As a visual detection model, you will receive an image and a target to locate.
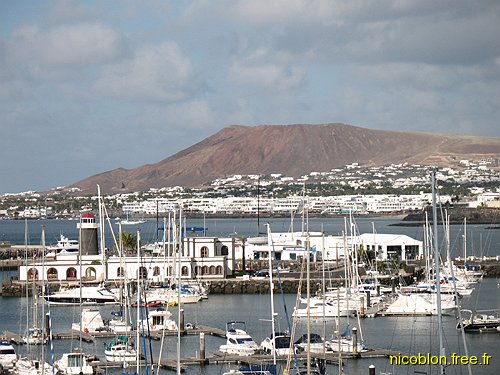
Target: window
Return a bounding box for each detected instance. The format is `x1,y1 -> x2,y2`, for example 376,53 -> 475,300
216,265 -> 223,275
181,266 -> 189,276
138,267 -> 148,279
209,265 -> 215,275
153,266 -> 160,276
47,268 -> 58,280
201,246 -> 209,258
202,266 -> 208,275
85,267 -> 96,280
117,267 -> 125,277
28,268 -> 38,280
66,267 -> 77,279
221,245 -> 228,256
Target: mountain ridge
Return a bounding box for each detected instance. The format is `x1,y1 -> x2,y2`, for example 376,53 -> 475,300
69,123 -> 500,194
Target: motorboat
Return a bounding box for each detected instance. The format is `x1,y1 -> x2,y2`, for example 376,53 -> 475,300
14,358 -> 52,375
54,351 -> 93,375
0,342 -> 17,371
293,333 -> 325,354
104,336 -> 137,362
138,307 -> 178,333
384,293 -> 457,316
259,332 -> 291,356
223,364 -> 276,375
43,284 -> 119,305
457,309 -> 500,333
325,326 -> 366,353
145,285 -> 202,305
219,321 -> 259,356
46,234 -> 79,256
293,299 -> 356,318
71,309 -> 109,333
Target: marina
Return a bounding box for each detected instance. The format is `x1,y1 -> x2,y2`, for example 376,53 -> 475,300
1,214 -> 500,375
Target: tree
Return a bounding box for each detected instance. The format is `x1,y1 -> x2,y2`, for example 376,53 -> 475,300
121,232 -> 137,252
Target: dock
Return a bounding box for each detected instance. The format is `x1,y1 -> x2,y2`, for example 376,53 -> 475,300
1,327 -> 405,373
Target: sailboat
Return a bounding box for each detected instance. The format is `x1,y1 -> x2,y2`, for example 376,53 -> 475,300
103,215 -> 137,363
22,223 -> 47,345
118,212 -> 146,226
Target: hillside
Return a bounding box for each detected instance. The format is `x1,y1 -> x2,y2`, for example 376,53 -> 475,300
69,123 -> 500,194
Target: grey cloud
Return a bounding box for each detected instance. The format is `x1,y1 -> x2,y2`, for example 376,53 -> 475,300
94,42 -> 194,102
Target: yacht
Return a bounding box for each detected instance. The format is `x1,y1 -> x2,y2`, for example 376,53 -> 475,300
13,358 -> 52,375
260,332 -> 291,357
293,333 -> 325,354
22,327 -> 47,345
384,293 -> 457,316
458,309 -> 500,333
104,336 -> 137,362
0,342 -> 17,371
71,309 -> 108,333
43,284 -> 119,305
54,352 -> 93,375
219,321 -> 259,356
138,307 -> 178,333
46,235 -> 79,255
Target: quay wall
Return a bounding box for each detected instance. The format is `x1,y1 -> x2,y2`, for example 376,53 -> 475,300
2,261 -> 500,297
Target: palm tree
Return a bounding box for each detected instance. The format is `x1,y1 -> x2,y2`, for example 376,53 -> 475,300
121,232 -> 137,253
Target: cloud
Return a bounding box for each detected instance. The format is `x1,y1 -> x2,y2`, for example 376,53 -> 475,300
7,22 -> 124,68
94,42 -> 194,102
229,62 -> 305,90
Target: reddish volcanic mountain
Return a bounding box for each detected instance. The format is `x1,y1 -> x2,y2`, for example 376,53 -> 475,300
70,123 -> 500,194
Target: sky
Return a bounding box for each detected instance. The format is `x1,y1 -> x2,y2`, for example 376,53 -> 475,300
1,0 -> 500,194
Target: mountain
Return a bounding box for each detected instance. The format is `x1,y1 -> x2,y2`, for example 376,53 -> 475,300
69,123 -> 500,194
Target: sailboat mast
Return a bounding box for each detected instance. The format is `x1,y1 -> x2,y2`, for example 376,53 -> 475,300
176,208 -> 182,375
306,234 -> 311,375
266,223 -> 277,365
431,171 -> 445,375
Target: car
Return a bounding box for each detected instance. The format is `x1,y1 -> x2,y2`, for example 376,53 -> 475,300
253,269 -> 269,277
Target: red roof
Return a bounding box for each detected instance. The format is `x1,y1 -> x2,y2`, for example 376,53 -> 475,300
81,213 -> 95,219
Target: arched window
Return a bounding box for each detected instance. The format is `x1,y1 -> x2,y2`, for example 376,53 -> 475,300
47,267 -> 58,280
168,266 -> 173,276
200,246 -> 209,257
153,266 -> 160,276
195,266 -> 202,276
209,265 -> 216,275
139,267 -> 148,279
85,267 -> 96,280
181,266 -> 189,276
202,266 -> 208,275
221,245 -> 229,256
117,267 -> 125,277
216,265 -> 223,275
66,267 -> 77,280
28,268 -> 38,280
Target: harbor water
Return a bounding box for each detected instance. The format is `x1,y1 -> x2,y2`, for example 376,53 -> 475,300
1,217 -> 500,375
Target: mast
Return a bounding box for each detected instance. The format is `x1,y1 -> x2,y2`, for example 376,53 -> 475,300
257,176 -> 260,235
266,223 -> 277,366
176,208 -> 182,375
306,233 -> 311,375
97,185 -> 107,281
136,229 -> 141,375
431,170 -> 445,375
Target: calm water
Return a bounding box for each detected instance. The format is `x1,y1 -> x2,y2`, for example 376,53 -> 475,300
1,217 -> 500,375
